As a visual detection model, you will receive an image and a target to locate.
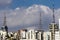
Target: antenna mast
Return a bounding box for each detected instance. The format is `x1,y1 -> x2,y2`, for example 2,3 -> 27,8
39,11 -> 42,30
49,0 -> 55,23
3,12 -> 7,26
52,0 -> 55,23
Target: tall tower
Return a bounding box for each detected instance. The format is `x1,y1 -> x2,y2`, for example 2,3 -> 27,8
40,11 -> 42,30
2,13 -> 8,32
1,12 -> 9,38
49,0 -> 59,40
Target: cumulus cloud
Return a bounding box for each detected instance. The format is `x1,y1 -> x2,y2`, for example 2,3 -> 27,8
0,4 -> 60,31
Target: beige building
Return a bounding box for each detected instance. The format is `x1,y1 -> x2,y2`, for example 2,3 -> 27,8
17,29 -> 27,40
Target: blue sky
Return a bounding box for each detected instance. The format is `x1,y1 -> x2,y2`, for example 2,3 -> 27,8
9,0 -> 60,9
0,0 -> 60,9
0,0 -> 60,32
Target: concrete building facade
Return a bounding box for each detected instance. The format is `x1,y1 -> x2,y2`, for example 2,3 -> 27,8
43,32 -> 51,40
49,23 -> 59,40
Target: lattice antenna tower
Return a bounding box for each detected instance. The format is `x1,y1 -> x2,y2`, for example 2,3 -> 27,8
49,0 -> 55,23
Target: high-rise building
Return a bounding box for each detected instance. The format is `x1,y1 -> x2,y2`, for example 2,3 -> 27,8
49,23 -> 59,40
49,0 -> 59,40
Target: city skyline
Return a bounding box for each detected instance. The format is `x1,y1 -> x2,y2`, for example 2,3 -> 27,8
0,0 -> 60,32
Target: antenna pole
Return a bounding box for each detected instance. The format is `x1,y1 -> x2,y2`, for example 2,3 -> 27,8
40,11 -> 42,30
49,0 -> 55,23
52,0 -> 55,23
3,12 -> 7,26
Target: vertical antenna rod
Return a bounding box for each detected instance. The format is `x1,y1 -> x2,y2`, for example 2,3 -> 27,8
40,11 -> 42,30
52,0 -> 55,23
3,12 -> 7,26
49,0 -> 55,23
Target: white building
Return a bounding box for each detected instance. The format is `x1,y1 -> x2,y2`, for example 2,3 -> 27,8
20,29 -> 27,39
35,30 -> 43,40
27,29 -> 36,40
17,29 -> 53,40
59,19 -> 60,29
55,31 -> 60,40
43,31 -> 51,40
0,30 -> 7,40
20,29 -> 37,40
55,19 -> 60,40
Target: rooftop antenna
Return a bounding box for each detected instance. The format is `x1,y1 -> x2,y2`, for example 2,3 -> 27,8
3,12 -> 9,38
1,12 -> 7,30
3,12 -> 7,26
52,0 -> 55,23
2,11 -> 8,32
39,11 -> 42,30
49,0 -> 55,23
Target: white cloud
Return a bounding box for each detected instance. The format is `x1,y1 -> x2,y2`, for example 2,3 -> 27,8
0,0 -> 12,5
55,9 -> 60,23
0,4 -> 60,31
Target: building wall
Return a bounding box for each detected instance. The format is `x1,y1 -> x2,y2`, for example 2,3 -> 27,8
59,19 -> 60,29
0,30 -> 7,40
43,32 -> 51,40
27,29 -> 36,39
55,31 -> 60,40
49,23 -> 59,40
